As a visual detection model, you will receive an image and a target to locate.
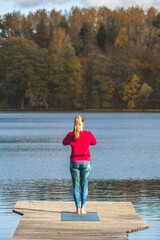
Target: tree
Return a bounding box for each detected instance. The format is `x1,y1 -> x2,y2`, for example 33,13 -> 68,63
138,83 -> 153,108
59,16 -> 69,33
49,9 -> 62,32
96,23 -> 106,50
146,7 -> 157,26
25,47 -> 54,110
97,6 -> 112,28
68,7 -> 83,54
54,43 -> 82,109
104,56 -> 138,108
49,27 -> 70,54
0,37 -> 33,109
37,18 -> 47,36
152,14 -> 160,29
122,74 -> 140,109
0,15 -> 5,37
115,27 -> 127,48
2,12 -> 26,38
32,18 -> 49,48
0,37 -> 54,109
126,7 -> 146,31
28,9 -> 48,32
24,21 -> 34,38
32,35 -> 49,49
0,6 -> 160,110
91,54 -> 114,108
106,18 -> 117,44
79,21 -> 92,45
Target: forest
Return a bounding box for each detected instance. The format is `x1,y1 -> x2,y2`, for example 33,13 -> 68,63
0,6 -> 160,110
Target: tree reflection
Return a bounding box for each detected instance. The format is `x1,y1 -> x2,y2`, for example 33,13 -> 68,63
1,179 -> 160,206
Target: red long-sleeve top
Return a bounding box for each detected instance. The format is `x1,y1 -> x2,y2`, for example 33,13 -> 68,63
62,130 -> 97,162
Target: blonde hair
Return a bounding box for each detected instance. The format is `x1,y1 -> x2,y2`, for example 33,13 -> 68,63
73,115 -> 84,139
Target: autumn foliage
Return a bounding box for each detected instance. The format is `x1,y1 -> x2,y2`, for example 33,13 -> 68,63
122,74 -> 140,109
0,6 -> 160,110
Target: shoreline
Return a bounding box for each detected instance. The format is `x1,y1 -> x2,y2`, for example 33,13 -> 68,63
0,108 -> 160,113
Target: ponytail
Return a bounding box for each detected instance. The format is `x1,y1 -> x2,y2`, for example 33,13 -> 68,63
73,115 -> 84,139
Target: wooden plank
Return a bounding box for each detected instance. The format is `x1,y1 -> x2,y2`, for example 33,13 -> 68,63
12,201 -> 149,240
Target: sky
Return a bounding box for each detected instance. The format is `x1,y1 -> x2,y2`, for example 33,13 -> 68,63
0,0 -> 160,16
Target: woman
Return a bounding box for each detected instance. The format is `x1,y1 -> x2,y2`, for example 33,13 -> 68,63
62,115 -> 97,214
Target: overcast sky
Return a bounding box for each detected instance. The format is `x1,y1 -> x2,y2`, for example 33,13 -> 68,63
0,0 -> 160,16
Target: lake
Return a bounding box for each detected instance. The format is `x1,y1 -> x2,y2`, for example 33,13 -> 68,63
0,112 -> 160,239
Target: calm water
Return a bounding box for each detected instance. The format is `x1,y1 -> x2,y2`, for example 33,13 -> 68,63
0,112 -> 160,240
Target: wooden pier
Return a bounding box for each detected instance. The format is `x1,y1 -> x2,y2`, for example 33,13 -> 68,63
12,201 -> 149,240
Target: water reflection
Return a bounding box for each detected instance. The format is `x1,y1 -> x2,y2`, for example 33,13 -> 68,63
2,179 -> 160,202
0,179 -> 160,240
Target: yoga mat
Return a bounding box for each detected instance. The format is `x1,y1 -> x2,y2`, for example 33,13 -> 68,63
61,211 -> 100,221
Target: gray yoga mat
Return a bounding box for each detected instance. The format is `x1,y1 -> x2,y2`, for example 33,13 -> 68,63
61,211 -> 100,221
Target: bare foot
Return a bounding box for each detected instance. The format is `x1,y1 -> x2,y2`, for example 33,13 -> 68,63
80,208 -> 86,214
75,208 -> 80,214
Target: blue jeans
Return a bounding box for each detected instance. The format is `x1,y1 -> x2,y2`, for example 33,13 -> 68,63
70,161 -> 91,209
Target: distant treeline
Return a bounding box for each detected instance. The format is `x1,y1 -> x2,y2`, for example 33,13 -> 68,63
0,6 -> 160,110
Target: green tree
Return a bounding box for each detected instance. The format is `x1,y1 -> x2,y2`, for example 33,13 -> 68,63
96,23 -> 106,50
26,48 -> 54,109
152,14 -> 160,29
138,83 -> 153,108
79,21 -> 92,45
105,57 -> 137,108
0,37 -> 32,109
54,43 -> 82,109
24,22 -> 34,38
32,18 -> 49,48
59,16 -> 69,33
91,54 -> 114,108
0,37 -> 54,109
37,19 -> 47,36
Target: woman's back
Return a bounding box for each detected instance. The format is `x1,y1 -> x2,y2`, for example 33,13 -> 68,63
63,130 -> 97,162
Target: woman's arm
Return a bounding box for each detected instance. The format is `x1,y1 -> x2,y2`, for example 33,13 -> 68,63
62,133 -> 71,145
90,132 -> 97,145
